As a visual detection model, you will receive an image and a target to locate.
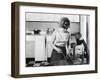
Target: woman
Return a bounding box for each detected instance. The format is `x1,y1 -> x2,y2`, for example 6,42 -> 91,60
50,17 -> 71,65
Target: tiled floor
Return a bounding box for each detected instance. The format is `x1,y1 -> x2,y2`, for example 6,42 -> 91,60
26,58 -> 88,67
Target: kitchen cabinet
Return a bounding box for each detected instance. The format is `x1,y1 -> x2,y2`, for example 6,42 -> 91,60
26,35 -> 35,58
26,34 -> 47,61
34,35 -> 47,61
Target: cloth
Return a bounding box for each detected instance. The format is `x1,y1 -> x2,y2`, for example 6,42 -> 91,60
51,29 -> 70,47
50,46 -> 66,62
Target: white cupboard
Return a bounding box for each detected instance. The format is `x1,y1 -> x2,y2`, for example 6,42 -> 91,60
26,35 -> 47,61
34,35 -> 47,61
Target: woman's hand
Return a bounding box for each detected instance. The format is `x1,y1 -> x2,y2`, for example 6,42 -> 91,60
54,47 -> 62,53
51,43 -> 62,53
55,42 -> 65,46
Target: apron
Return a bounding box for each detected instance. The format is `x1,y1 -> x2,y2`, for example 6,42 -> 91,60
50,46 -> 66,62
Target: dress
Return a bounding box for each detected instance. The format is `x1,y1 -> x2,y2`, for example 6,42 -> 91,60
50,28 -> 70,64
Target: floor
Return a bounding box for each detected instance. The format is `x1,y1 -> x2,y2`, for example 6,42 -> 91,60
26,57 -> 88,67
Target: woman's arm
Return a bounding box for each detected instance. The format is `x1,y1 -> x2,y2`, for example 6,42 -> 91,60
66,33 -> 72,54
51,30 -> 62,53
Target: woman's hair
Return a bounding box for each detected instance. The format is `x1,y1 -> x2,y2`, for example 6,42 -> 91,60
60,17 -> 70,28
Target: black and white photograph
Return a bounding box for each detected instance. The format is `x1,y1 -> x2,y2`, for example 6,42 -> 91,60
11,2 -> 97,77
25,13 -> 90,67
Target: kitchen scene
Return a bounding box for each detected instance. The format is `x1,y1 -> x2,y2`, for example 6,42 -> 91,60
25,13 -> 90,67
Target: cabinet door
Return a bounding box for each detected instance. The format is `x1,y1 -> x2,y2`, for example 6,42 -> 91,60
34,35 -> 47,61
26,35 -> 35,58
46,35 -> 53,58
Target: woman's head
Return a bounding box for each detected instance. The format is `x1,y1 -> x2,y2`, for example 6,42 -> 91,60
60,17 -> 70,30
